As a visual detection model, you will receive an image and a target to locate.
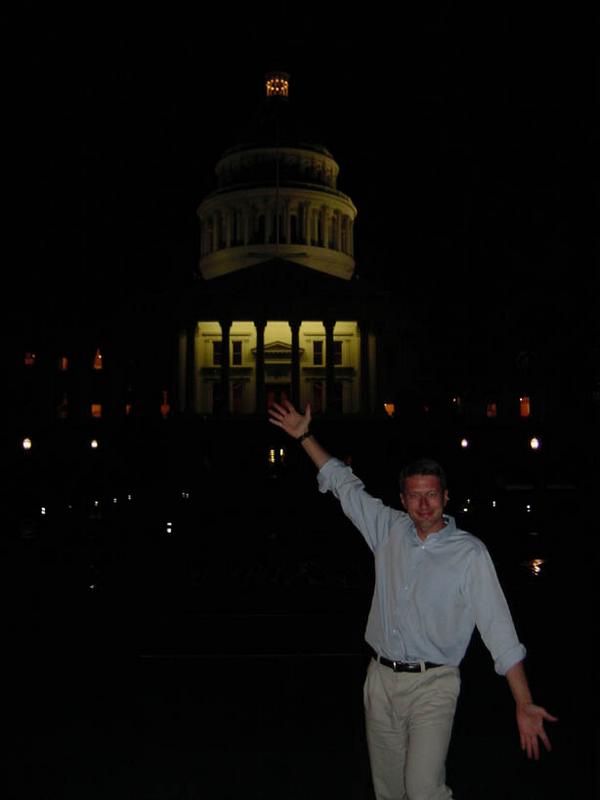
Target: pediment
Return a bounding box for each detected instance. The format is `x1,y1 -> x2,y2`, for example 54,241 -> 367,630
252,340 -> 305,360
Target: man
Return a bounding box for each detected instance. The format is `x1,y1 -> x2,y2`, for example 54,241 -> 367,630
268,399 -> 557,800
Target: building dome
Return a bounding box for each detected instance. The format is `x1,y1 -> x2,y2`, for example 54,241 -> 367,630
197,72 -> 357,281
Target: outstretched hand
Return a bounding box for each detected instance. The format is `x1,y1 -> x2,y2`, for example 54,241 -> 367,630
516,702 -> 558,760
268,399 -> 311,440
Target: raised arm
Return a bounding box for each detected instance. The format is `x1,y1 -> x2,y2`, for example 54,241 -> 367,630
268,399 -> 331,470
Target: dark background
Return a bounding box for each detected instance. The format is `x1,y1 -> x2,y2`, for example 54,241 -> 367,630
1,9 -> 597,797
4,6 -> 594,370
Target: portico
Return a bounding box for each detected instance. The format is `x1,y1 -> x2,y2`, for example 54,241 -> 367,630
178,318 -> 378,415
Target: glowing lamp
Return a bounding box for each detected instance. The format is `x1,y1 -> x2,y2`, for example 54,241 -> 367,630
460,438 -> 469,449
530,558 -> 544,577
22,438 -> 33,451
90,439 -> 99,449
529,437 -> 541,450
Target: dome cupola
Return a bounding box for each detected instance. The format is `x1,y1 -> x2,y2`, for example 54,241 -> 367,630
197,72 -> 357,281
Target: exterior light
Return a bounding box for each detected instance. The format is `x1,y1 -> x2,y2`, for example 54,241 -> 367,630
268,448 -> 276,464
41,507 -> 46,516
529,437 -> 541,450
166,521 -> 174,534
383,403 -> 395,418
22,438 -> 33,451
460,438 -> 469,449
529,558 -> 544,577
90,439 -> 99,449
265,71 -> 290,98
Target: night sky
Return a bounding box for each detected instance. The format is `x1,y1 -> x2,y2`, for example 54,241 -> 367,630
4,7 -> 594,384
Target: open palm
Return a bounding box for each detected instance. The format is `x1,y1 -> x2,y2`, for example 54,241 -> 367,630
268,399 -> 311,439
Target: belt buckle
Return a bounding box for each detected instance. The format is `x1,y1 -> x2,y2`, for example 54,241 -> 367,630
400,661 -> 420,672
392,660 -> 415,672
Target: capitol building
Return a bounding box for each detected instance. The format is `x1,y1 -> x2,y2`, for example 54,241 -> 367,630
177,71 -> 390,418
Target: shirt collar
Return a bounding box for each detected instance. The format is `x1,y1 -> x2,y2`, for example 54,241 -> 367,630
410,514 -> 456,545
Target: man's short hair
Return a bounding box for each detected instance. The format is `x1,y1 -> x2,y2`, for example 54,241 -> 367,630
399,458 -> 448,494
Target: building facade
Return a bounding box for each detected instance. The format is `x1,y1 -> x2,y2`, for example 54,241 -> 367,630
176,71 -> 389,417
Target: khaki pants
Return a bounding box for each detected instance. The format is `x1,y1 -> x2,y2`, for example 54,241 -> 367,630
364,658 -> 460,800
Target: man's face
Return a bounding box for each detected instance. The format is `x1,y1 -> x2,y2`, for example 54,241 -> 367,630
400,474 -> 448,539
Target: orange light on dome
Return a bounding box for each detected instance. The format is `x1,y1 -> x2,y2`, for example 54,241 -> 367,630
265,71 -> 290,97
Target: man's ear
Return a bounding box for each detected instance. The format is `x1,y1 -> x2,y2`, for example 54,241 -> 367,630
399,493 -> 407,510
443,490 -> 449,507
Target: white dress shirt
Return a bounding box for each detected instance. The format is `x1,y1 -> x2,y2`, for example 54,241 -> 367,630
318,458 -> 526,675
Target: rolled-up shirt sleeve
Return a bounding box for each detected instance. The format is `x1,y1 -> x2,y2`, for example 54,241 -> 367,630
317,458 -> 401,551
465,544 -> 527,675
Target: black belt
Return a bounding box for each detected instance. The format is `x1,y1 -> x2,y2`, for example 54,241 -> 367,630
372,654 -> 443,673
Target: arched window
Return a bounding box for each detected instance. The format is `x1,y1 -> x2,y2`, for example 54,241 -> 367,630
290,214 -> 299,244
254,214 -> 266,244
341,217 -> 349,253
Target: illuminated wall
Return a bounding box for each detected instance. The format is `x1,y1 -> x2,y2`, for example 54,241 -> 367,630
180,320 -> 362,415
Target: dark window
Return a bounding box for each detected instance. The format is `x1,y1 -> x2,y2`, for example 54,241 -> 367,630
312,381 -> 324,414
333,341 -> 342,365
232,382 -> 243,414
213,341 -> 222,366
212,381 -> 223,414
290,214 -> 299,244
313,341 -> 323,365
232,341 -> 242,366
